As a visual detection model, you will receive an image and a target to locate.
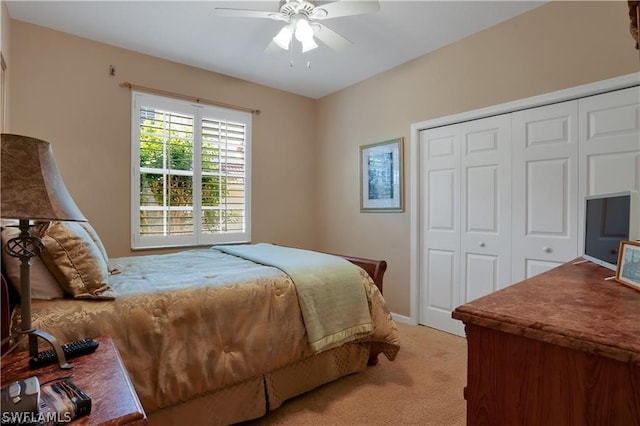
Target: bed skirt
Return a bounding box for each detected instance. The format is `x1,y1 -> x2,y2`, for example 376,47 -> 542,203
148,341 -> 370,425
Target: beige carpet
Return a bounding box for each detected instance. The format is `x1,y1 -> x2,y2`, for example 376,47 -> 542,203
242,322 -> 468,425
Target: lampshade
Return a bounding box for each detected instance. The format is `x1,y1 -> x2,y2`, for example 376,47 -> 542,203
1,134 -> 81,367
273,16 -> 318,53
295,19 -> 318,53
273,24 -> 293,50
1,134 -> 86,222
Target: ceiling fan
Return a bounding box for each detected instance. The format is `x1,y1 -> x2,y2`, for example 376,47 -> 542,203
215,0 -> 380,53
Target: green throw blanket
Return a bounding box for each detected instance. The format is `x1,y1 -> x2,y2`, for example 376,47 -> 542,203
213,243 -> 374,352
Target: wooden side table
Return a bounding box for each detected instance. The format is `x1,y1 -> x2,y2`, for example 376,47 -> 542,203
1,336 -> 147,425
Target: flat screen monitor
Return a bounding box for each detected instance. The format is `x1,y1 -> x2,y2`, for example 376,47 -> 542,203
583,191 -> 638,270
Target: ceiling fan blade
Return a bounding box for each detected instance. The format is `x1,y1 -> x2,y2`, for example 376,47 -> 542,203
313,24 -> 353,52
312,0 -> 380,20
214,7 -> 282,20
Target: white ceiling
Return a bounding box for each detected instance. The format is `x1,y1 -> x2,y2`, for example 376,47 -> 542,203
6,1 -> 546,99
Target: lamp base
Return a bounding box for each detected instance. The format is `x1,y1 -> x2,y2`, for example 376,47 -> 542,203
2,220 -> 72,369
16,329 -> 73,369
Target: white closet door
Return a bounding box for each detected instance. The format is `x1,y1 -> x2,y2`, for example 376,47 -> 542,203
577,86 -> 640,254
418,124 -> 462,335
512,101 -> 579,282
418,115 -> 511,335
459,115 -> 512,301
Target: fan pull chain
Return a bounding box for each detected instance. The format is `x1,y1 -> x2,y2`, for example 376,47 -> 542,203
287,53 -> 312,69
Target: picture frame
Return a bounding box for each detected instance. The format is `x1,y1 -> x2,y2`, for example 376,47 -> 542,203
615,240 -> 640,291
360,138 -> 404,212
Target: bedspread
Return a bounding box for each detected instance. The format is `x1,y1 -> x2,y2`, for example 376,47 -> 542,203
24,249 -> 400,413
213,244 -> 374,352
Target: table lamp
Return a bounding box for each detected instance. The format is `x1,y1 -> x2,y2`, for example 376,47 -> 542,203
1,133 -> 87,369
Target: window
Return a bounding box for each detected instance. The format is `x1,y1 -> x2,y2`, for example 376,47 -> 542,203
131,92 -> 251,249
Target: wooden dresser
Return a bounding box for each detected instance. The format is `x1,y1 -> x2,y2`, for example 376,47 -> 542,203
452,259 -> 640,426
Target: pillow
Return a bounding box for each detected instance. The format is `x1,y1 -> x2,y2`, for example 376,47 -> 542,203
79,222 -> 108,263
1,223 -> 66,300
77,222 -> 119,274
40,221 -> 115,300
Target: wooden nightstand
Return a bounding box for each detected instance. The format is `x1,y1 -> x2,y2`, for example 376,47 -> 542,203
1,337 -> 147,425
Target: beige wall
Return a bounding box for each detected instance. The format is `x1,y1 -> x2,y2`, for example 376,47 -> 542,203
8,20 -> 318,258
6,2 -> 639,318
315,1 -> 640,316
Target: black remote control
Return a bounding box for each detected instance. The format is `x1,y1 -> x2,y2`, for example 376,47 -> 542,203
28,338 -> 99,369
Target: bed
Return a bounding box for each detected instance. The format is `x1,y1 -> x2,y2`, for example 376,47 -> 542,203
0,222 -> 400,425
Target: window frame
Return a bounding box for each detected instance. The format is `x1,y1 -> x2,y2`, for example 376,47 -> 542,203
130,92 -> 251,249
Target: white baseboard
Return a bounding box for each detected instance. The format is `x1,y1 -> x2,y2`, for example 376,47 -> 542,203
390,312 -> 414,325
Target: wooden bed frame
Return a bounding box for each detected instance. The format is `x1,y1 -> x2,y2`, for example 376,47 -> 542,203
335,254 -> 387,295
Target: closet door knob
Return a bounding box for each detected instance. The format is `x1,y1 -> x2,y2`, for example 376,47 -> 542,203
479,242 -> 486,247
543,246 -> 552,253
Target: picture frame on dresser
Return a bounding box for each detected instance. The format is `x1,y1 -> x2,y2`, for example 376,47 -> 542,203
615,240 -> 640,291
360,138 -> 404,212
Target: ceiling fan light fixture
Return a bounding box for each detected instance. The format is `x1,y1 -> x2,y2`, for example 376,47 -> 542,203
294,18 -> 318,52
217,0 -> 377,55
300,37 -> 318,53
273,25 -> 293,50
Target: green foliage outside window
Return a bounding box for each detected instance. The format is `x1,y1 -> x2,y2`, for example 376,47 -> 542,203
139,117 -> 230,234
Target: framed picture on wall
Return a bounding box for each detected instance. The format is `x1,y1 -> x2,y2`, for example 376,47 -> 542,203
615,240 -> 640,291
360,138 -> 404,212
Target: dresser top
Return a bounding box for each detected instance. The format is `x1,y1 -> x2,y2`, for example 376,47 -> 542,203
452,259 -> 640,364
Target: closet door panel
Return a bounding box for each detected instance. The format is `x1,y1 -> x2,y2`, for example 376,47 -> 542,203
428,169 -> 457,233
512,101 -> 579,282
579,86 -> 640,192
578,86 -> 640,254
581,87 -> 639,143
526,159 -> 570,235
466,165 -> 498,232
525,259 -> 562,279
421,128 -> 459,251
460,115 -> 511,300
419,125 -> 462,335
423,249 -> 456,324
586,152 -> 639,194
465,253 -> 498,302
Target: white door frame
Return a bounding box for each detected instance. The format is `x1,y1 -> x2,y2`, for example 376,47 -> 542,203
409,72 -> 640,326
